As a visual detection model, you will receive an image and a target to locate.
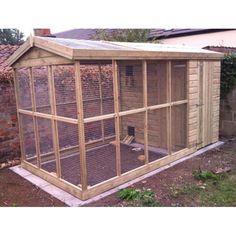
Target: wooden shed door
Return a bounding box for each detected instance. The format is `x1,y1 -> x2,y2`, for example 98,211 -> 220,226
197,61 -> 213,149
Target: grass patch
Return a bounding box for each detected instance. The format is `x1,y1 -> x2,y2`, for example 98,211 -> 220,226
172,169 -> 236,206
118,188 -> 161,207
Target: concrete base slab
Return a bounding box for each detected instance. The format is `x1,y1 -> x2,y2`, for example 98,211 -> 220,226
10,141 -> 224,207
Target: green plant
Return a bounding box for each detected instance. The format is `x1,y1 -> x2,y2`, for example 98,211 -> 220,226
118,188 -> 161,207
192,169 -> 218,181
220,54 -> 236,99
118,188 -> 141,201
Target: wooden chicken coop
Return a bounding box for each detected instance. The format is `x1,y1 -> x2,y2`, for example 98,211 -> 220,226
8,36 -> 223,200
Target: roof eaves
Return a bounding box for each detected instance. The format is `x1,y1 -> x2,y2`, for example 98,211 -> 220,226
34,37 -> 74,60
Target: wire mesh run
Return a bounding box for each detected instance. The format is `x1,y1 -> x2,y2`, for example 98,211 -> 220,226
85,118 -> 116,186
147,108 -> 169,161
33,66 -> 51,114
81,63 -> 114,118
54,65 -> 77,118
147,61 -> 168,106
38,117 -> 57,174
15,59 -> 189,195
118,61 -> 143,111
171,104 -> 187,152
20,113 -> 36,161
16,68 -> 32,110
171,61 -> 187,102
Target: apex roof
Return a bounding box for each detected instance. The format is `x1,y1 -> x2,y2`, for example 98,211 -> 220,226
7,36 -> 223,66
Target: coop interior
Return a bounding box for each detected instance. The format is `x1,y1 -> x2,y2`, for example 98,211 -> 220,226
16,60 -> 187,189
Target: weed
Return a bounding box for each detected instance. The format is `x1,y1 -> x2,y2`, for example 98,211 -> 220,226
118,188 -> 161,207
192,169 -> 218,181
118,188 -> 140,201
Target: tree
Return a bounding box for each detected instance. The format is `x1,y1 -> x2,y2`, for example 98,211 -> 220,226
0,29 -> 24,45
93,29 -> 151,42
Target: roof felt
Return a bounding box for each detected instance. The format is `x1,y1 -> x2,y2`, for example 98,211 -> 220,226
44,37 -> 137,50
38,37 -> 222,54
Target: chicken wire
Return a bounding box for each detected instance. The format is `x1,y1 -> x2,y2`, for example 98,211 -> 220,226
118,61 -> 143,111
20,114 -> 36,161
171,61 -> 187,102
147,60 -> 168,106
147,108 -> 169,160
16,68 -> 32,110
53,65 -> 77,118
85,118 -> 116,186
81,63 -> 114,118
171,104 -> 187,152
33,66 -> 51,114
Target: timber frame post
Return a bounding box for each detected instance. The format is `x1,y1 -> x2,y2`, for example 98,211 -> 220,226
142,60 -> 149,164
167,61 -> 172,155
112,60 -> 121,176
75,61 -> 88,191
48,65 -> 61,178
28,67 -> 41,168
12,69 -> 26,162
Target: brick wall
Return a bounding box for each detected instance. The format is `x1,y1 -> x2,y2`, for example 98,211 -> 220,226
220,87 -> 236,136
0,79 -> 20,162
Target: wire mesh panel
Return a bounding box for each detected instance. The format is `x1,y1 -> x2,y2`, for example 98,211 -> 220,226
84,121 -> 102,143
118,61 -> 143,111
38,117 -> 56,174
81,63 -> 114,118
16,68 -> 32,110
101,64 -> 114,115
53,65 -> 77,118
120,113 -> 146,173
147,108 -> 169,162
20,113 -> 36,162
104,118 -> 116,137
33,66 -> 51,114
171,61 -> 187,102
171,104 -> 187,153
85,118 -> 116,186
57,121 -> 81,186
147,61 -> 168,106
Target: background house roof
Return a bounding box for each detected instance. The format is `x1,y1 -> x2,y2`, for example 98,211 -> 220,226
54,29 -> 119,40
0,45 -> 19,80
54,28 -> 233,41
148,29 -> 232,40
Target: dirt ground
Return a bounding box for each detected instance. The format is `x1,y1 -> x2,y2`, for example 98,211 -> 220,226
0,138 -> 235,207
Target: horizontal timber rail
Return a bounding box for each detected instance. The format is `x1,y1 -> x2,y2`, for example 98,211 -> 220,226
18,99 -> 188,125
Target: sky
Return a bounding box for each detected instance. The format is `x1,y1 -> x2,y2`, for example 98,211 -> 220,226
1,0 -> 235,38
